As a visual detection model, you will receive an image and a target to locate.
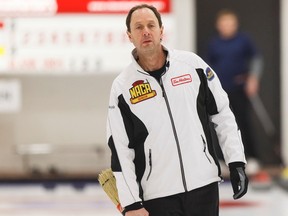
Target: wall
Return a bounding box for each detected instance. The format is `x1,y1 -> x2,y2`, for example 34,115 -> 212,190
172,0 -> 195,51
280,0 -> 288,166
0,74 -> 115,176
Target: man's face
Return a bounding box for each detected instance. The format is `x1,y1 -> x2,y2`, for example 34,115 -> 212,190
216,14 -> 238,39
127,7 -> 163,53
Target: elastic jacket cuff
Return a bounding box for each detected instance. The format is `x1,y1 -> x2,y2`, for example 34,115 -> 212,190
123,201 -> 143,214
228,162 -> 245,170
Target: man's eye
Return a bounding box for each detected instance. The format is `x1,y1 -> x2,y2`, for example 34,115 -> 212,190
148,23 -> 156,28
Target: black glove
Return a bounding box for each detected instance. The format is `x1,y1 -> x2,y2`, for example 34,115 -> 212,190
229,162 -> 249,199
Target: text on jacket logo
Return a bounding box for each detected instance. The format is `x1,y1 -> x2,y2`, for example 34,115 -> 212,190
129,80 -> 157,104
171,74 -> 192,86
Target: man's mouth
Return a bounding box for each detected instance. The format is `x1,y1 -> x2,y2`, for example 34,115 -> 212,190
143,40 -> 152,44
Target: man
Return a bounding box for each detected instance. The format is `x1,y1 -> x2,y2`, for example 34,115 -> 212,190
107,4 -> 248,216
206,9 -> 263,175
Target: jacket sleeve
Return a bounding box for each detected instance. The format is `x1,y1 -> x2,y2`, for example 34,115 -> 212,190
197,56 -> 247,165
106,84 -> 142,208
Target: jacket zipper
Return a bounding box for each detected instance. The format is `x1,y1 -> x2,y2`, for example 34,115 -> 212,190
140,68 -> 187,191
146,149 -> 152,181
201,135 -> 212,163
159,78 -> 188,192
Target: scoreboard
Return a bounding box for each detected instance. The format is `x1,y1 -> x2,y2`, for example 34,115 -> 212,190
0,0 -> 174,74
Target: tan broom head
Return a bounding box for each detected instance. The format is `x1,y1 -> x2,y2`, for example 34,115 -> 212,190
98,168 -> 121,207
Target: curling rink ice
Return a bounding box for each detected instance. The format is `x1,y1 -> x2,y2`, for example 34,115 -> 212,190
0,181 -> 287,216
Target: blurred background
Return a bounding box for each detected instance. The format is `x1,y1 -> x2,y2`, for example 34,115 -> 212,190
0,0 -> 287,215
0,0 -> 180,182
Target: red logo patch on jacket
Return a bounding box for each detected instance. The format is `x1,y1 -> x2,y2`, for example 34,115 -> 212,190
171,74 -> 192,86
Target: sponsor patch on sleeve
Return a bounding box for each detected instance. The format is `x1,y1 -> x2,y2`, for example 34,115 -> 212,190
205,67 -> 215,81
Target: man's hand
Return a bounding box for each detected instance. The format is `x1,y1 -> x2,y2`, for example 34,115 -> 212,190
229,162 -> 249,199
125,208 -> 149,216
245,74 -> 259,98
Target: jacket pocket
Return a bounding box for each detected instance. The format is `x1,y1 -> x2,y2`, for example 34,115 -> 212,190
146,149 -> 152,181
201,135 -> 212,164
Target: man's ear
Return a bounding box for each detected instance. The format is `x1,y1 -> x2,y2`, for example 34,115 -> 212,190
127,30 -> 133,42
160,26 -> 164,41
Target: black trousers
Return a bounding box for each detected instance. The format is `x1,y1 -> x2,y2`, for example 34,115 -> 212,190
228,88 -> 257,158
143,182 -> 219,216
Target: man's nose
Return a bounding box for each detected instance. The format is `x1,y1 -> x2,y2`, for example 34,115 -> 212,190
143,27 -> 150,36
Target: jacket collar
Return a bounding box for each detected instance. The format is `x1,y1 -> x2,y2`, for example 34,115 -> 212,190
131,45 -> 171,74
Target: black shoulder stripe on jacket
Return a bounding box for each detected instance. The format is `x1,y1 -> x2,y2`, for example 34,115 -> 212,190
195,68 -> 218,115
196,68 -> 221,175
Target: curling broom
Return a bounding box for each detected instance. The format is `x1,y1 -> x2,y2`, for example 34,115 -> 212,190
98,168 -> 124,214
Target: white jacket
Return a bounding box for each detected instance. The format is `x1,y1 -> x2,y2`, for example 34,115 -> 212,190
107,46 -> 246,208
